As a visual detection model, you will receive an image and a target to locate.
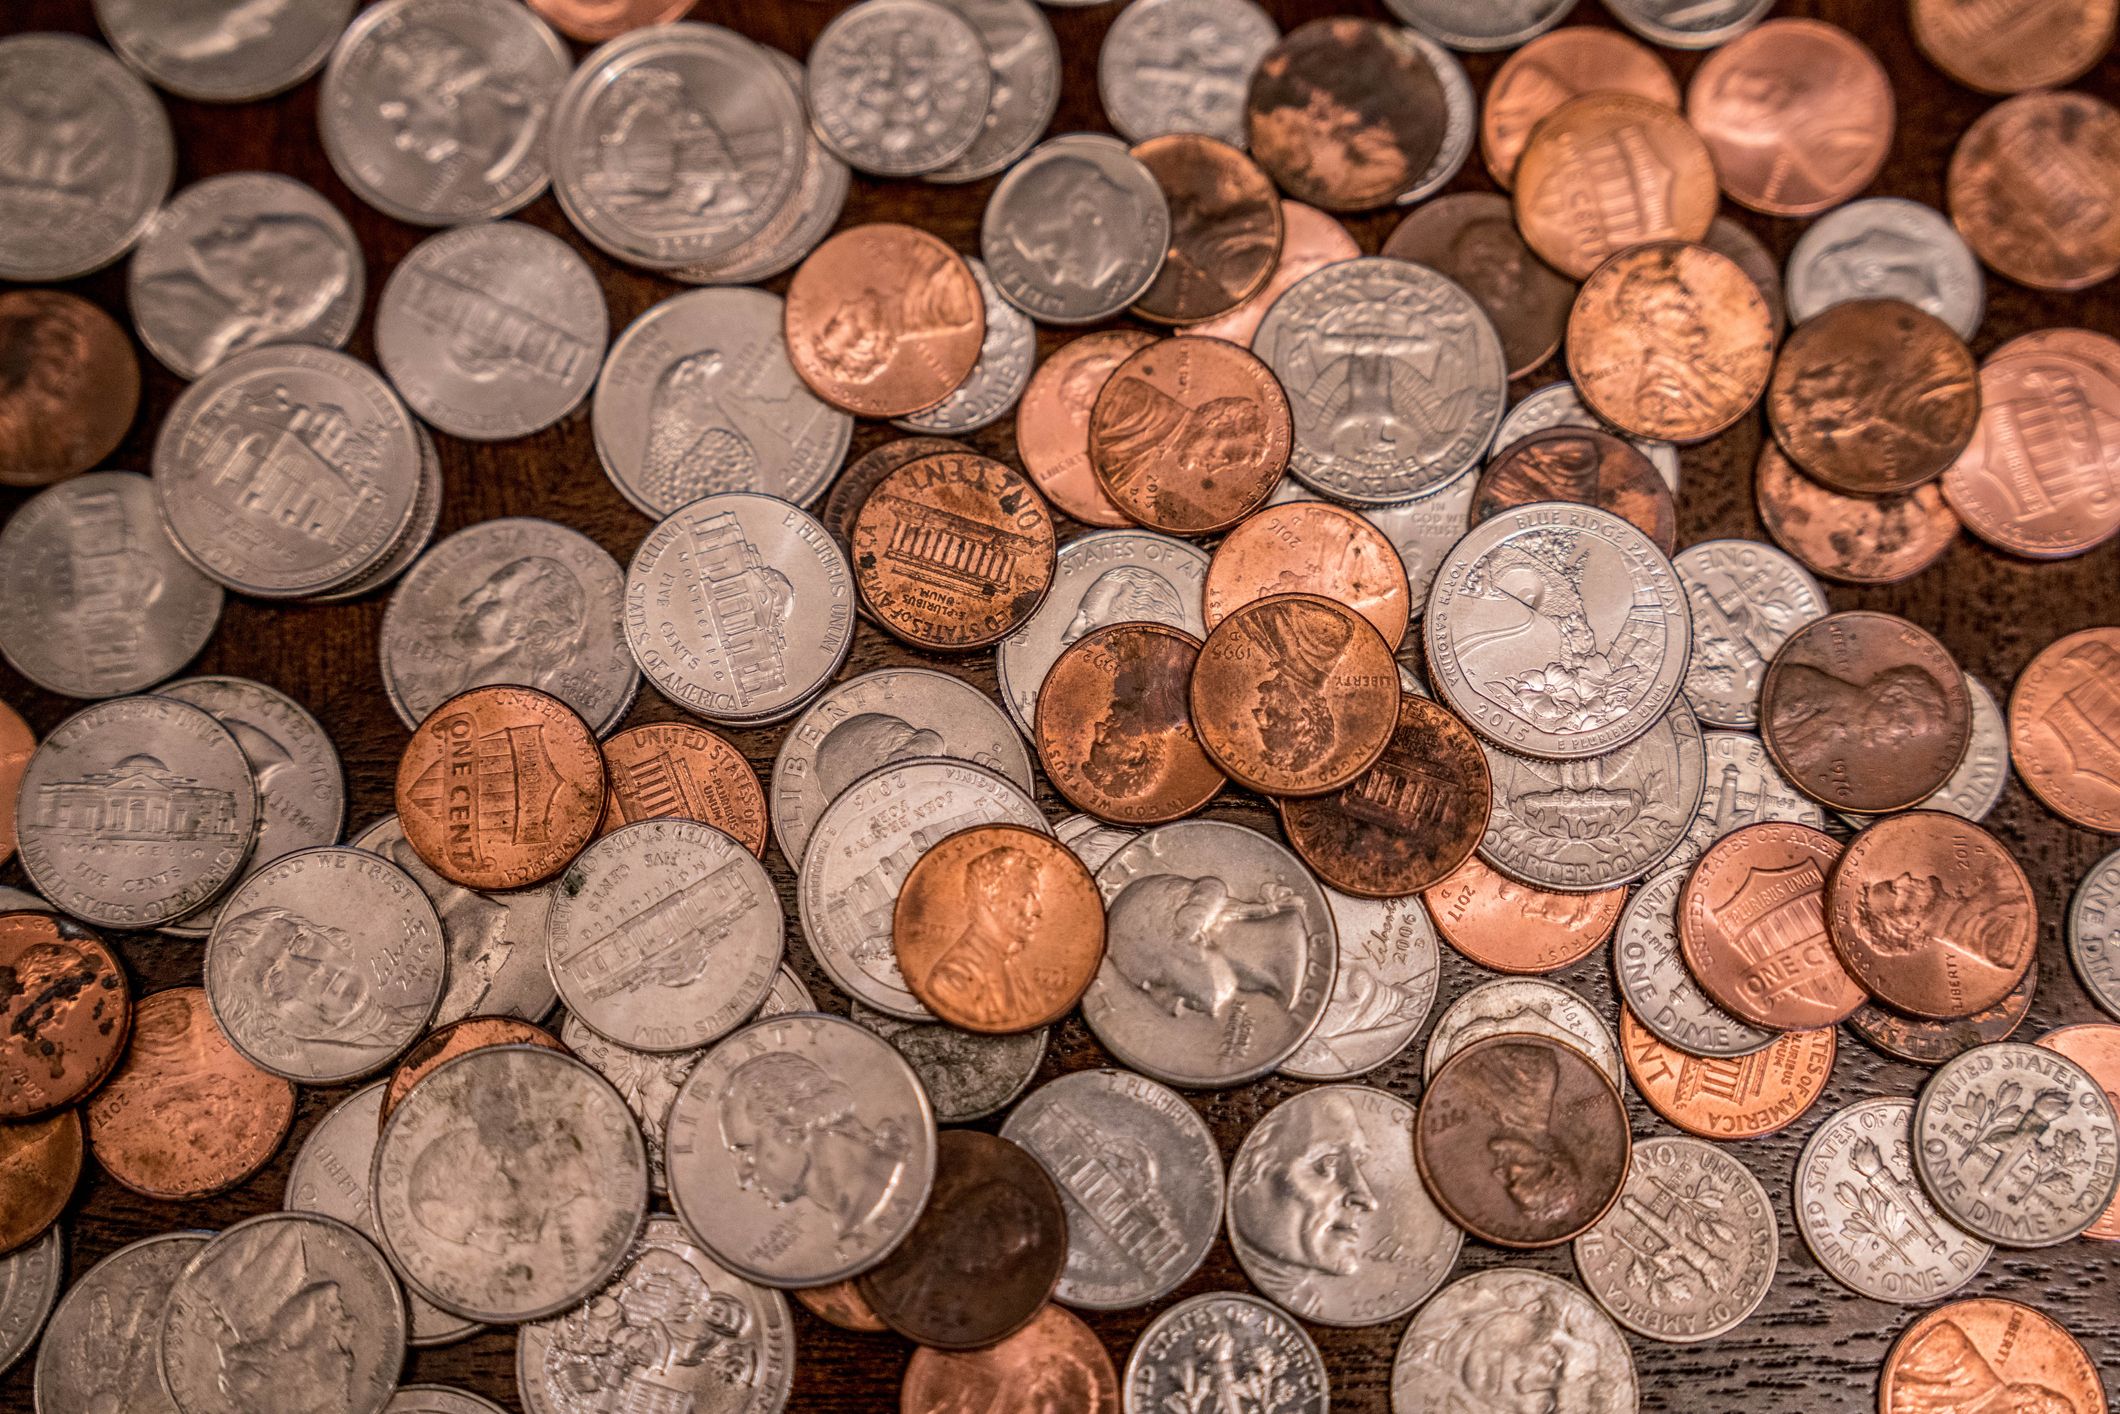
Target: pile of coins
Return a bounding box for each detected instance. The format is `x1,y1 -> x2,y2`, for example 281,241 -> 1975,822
0,0 -> 2117,1410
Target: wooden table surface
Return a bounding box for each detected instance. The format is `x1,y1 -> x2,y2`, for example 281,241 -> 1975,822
3,1 -> 2117,1409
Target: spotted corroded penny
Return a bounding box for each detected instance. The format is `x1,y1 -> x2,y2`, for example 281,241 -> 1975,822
1621,1005 -> 1836,1140
1088,336 -> 1290,537
0,912 -> 129,1120
1754,441 -> 1959,586
1949,90 -> 2120,292
1035,623 -> 1225,826
1473,426 -> 1676,554
1245,17 -> 1446,212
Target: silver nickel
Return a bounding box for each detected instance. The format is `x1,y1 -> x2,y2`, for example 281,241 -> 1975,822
1394,30 -> 1476,205
983,133 -> 1172,326
1098,0 -> 1279,151
0,1224 -> 60,1380
760,964 -> 816,1018
1614,867 -> 1776,1060
1667,730 -> 1826,876
35,1231 -> 198,1414
305,418 -> 447,606
1055,813 -> 1139,876
1786,196 -> 1985,341
1606,0 -> 1774,48
1392,1268 -> 1637,1414
1796,1097 -> 1991,1305
1124,1292 -> 1328,1414
96,0 -> 353,102
557,1011 -> 703,1196
2071,847 -> 2120,1023
808,0 -> 992,178
1386,0 -> 1578,52
1282,891 -> 1440,1081
849,1002 -> 1048,1123
1674,539 -> 1829,731
927,0 -> 1063,184
1425,977 -> 1621,1088
388,1388 -> 510,1414
1494,381 -> 1681,494
895,258 -> 1036,435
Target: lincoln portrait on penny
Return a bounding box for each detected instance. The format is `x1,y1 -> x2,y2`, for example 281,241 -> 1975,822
919,844 -> 1047,1028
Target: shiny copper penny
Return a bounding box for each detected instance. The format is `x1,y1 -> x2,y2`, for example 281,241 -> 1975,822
1188,593 -> 1400,798
1754,441 -> 1959,586
1183,203 -> 1359,349
1280,694 -> 1491,899
1686,19 -> 1894,217
2010,627 -> 2120,833
85,986 -> 295,1200
524,0 -> 693,41
785,223 -> 986,418
1767,300 -> 1980,497
1088,337 -> 1290,537
1880,1300 -> 2104,1414
1415,1033 -> 1629,1249
857,1129 -> 1068,1350
795,1279 -> 889,1333
394,685 -> 607,891
1203,499 -> 1409,648
1245,17 -> 1447,212
1130,134 -> 1284,326
1513,94 -> 1718,282
1911,0 -> 2118,95
0,698 -> 30,865
1473,427 -> 1677,554
1849,961 -> 2035,1068
1016,331 -> 1157,527
2036,1025 -> 2120,1239
1760,611 -> 1973,814
901,1303 -> 1119,1413
1942,329 -> 2120,560
378,1017 -> 566,1129
0,1109 -> 78,1255
1481,26 -> 1679,189
1949,90 -> 2120,291
599,722 -> 768,857
1569,240 -> 1776,444
1035,623 -> 1225,825
1679,822 -> 1865,1031
1422,852 -> 1625,975
1619,1005 -> 1834,1140
824,436 -> 972,555
0,912 -> 129,1120
1382,193 -> 1573,380
894,824 -> 1105,1035
0,290 -> 140,489
852,450 -> 1057,651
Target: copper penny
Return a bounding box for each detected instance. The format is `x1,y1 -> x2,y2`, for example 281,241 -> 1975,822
378,1016 -> 566,1129
1704,214 -> 1788,343
857,1129 -> 1068,1351
1245,17 -> 1447,212
1382,192 -> 1574,379
1415,1033 -> 1629,1249
0,912 -> 129,1120
1760,611 -> 1973,814
0,1109 -> 78,1255
394,685 -> 607,891
1942,329 -> 2120,560
1423,852 -> 1625,975
1880,1300 -> 2104,1414
1203,499 -> 1409,648
1188,592 -> 1400,798
1569,240 -> 1777,444
795,1279 -> 889,1333
0,290 -> 139,489
1183,202 -> 1359,349
1849,961 -> 2036,1068
1035,623 -> 1225,825
1473,427 -> 1677,554
852,450 -> 1057,652
1754,441 -> 1959,586
1480,26 -> 1679,189
1911,0 -> 2118,95
1129,134 -> 1284,327
893,824 -> 1106,1034
1088,337 -> 1290,537
1767,299 -> 1980,497
901,1303 -> 1119,1413
1016,332 -> 1158,527
1949,90 -> 2120,291
525,0 -> 693,42
1686,19 -> 1893,218
2036,1024 -> 2120,1239
0,698 -> 30,865
599,722 -> 768,857
1280,694 -> 1491,899
1512,94 -> 1718,282
2010,627 -> 2120,833
84,986 -> 295,1200
825,436 -> 972,555
1679,821 -> 1865,1031
1619,1005 -> 1834,1140
785,223 -> 987,418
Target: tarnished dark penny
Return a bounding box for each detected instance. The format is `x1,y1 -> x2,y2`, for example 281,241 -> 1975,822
599,722 -> 769,857
857,1129 -> 1068,1350
1849,963 -> 2034,1068
1680,822 -> 1864,1031
1949,90 -> 2120,292
1620,1005 -> 1835,1140
1827,812 -> 2035,1020
1203,499 -> 1409,648
1513,95 -> 1718,282
1686,19 -> 1894,218
825,436 -> 971,556
1942,329 -> 2120,560
901,1303 -> 1119,1412
1035,623 -> 1225,825
1911,0 -> 2118,94
1189,593 -> 1400,798
1481,26 -> 1679,188
795,1279 -> 889,1333
394,685 -> 607,891
1880,1300 -> 2105,1414
2035,1024 -> 2120,1240
1184,202 -> 1360,349
852,450 -> 1057,651
1280,694 -> 1492,899
1423,852 -> 1625,975
1754,441 -> 1959,586
785,223 -> 986,417
525,0 -> 693,41
0,290 -> 139,489
85,986 -> 295,1199
1767,299 -> 1980,496
0,699 -> 30,865
2011,627 -> 2120,833
378,1017 -> 567,1129
0,1109 -> 78,1255
1245,18 -> 1447,212
1415,1033 -> 1630,1249
1760,611 -> 1972,814
1382,192 -> 1573,379
1088,337 -> 1290,537
1130,134 -> 1284,326
1473,427 -> 1677,554
0,912 -> 129,1120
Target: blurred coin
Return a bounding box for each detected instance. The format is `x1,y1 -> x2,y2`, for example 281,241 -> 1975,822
1910,0 -> 2118,94
1680,821 -> 1862,1031
1098,0 -> 1278,151
1387,0 -> 1575,51
1281,892 -> 1437,1081
1209,500 -> 1408,646
1184,202 -> 1358,349
1492,382 -> 1679,494
1036,624 -> 1225,825
1391,1269 -> 1635,1414
849,1003 -> 1047,1123
1616,867 -> 1776,1059
1393,30 -> 1476,207
1383,193 -> 1571,379
390,1388 -> 510,1414
1245,19 -> 1445,211
1513,95 -> 1716,281
1128,135 -> 1281,326
1016,331 -> 1158,526
1704,214 -> 1786,341
852,450 -> 1056,650
380,1017 -> 566,1128
1949,90 -> 2120,291
0,702 -> 24,866
0,292 -> 138,491
1768,300 -> 1979,496
1576,1134 -> 1775,1342
1425,976 -> 1618,1086
1686,19 -> 1892,217
1672,540 -> 1829,732
2070,848 -> 2120,1017
1848,959 -> 2036,1067
789,224 -> 987,416
794,1279 -> 888,1333
96,0 -> 352,101
524,0 -> 692,41
2035,1024 -> 2120,1239
1881,1300 -> 2104,1414
904,1304 -> 1117,1410
984,134 -> 1172,325
0,913 -> 127,1120
1476,427 -> 1676,554
1796,1097 -> 1991,1303
0,1111 -> 77,1255
556,1012 -> 699,1196
1126,1293 -> 1327,1414
1426,854 -> 1623,977
1785,196 -> 1985,340
1754,441 -> 1959,586
1620,1005 -> 1835,1140
1605,0 -> 1772,47
807,0 -> 991,178
1943,329 -> 2120,559
926,0 -> 1062,184
896,258 -> 1036,436
1479,25 -> 1677,189
600,723 -> 766,855
35,1230 -> 195,1412
1089,337 -> 1289,535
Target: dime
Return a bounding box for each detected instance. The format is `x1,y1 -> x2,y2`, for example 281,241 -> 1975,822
1944,329 -> 2120,560
34,1230 -> 196,1413
0,292 -> 136,494
1911,0 -> 2118,93
795,1280 -> 888,1333
0,913 -> 128,1119
852,450 -> 1056,650
1605,0 -> 1773,47
524,0 -> 690,40
1282,892 -> 1439,1081
789,224 -> 988,417
825,437 -> 974,558
1391,1268 -> 1636,1414
1125,1293 -> 1327,1414
1475,428 -> 1676,554
1383,193 -> 1573,379
903,1304 -> 1119,1411
1184,201 -> 1359,349
1391,29 -> 1475,207
0,471 -> 222,698
1206,500 -> 1408,647
2035,1024 -> 2120,1239
85,986 -> 295,1199
322,0 -> 570,227
1785,196 -> 1986,341
1426,854 -> 1623,977
1615,867 -> 1776,1059
1680,821 -> 1860,1031
895,258 -> 1036,435
849,1003 -> 1048,1123
808,0 -> 992,178
0,1113 -> 77,1255
1754,440 -> 1959,586
1769,300 -> 1979,497
925,0 -> 1063,184
1574,1134 -> 1777,1342
1015,331 -> 1160,526
1796,1097 -> 1992,1304
1491,381 -> 1680,495
1672,540 -> 1830,732
1687,19 -> 1892,217
983,134 -> 1172,325
1949,90 -> 2120,291
1619,1006 -> 1835,1140
389,1389 -> 510,1414
96,0 -> 352,101
1849,965 -> 2037,1068
1245,18 -> 1445,211
2072,849 -> 2120,1018
1424,977 -> 1620,1088
1481,26 -> 1677,189
599,723 -> 766,856
1514,94 -> 1717,281
1098,0 -> 1278,151
1385,0 -> 1575,51
1880,1300 -> 2105,1414
1129,134 -> 1282,325
380,1017 -> 566,1127
1087,337 -> 1288,535
1889,672 -> 2008,825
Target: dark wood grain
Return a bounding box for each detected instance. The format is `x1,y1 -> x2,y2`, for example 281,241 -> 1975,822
2,1 -> 2117,1410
